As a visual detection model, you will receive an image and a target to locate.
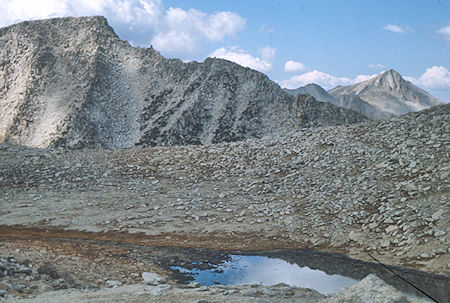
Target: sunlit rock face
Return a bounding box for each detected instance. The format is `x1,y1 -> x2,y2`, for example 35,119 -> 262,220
285,70 -> 444,120
328,70 -> 443,118
0,16 -> 366,149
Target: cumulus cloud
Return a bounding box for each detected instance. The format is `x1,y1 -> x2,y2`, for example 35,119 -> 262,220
258,46 -> 276,61
368,63 -> 385,70
151,8 -> 245,56
279,70 -> 379,90
0,0 -> 163,27
405,66 -> 450,89
280,65 -> 449,93
209,47 -> 272,72
280,70 -> 352,89
437,25 -> 450,43
284,60 -> 307,72
0,0 -> 246,57
353,73 -> 380,83
382,24 -> 409,34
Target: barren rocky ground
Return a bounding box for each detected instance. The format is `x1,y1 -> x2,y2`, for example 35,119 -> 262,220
0,104 -> 449,302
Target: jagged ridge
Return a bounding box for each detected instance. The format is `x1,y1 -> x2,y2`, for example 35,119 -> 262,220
0,16 -> 366,148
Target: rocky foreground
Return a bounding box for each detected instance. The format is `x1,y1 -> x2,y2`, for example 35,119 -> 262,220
0,264 -> 434,303
0,104 -> 449,301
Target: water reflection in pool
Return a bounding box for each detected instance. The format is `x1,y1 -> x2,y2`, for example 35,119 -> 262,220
171,254 -> 358,295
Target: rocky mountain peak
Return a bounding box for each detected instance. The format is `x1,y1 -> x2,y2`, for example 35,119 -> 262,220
328,69 -> 443,117
0,16 -> 366,149
371,69 -> 405,91
0,16 -> 116,40
303,83 -> 323,90
283,83 -> 336,105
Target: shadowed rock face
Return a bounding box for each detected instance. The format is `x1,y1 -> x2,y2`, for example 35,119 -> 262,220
334,94 -> 389,119
0,16 -> 366,149
284,84 -> 387,119
284,83 -> 337,105
290,94 -> 367,127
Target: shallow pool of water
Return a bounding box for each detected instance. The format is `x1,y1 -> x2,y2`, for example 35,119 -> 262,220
171,254 -> 358,295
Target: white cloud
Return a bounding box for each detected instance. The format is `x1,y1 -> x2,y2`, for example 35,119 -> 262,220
279,70 -> 379,90
0,0 -> 245,58
151,7 -> 246,56
437,25 -> 450,43
0,0 -> 66,26
406,66 -> 450,89
382,24 -> 409,34
353,73 -> 379,83
368,63 -> 385,70
0,0 -> 163,27
280,65 -> 449,93
109,0 -> 162,26
151,31 -> 198,54
284,60 -> 307,72
280,70 -> 352,89
258,46 -> 276,61
209,47 -> 272,72
160,8 -> 244,40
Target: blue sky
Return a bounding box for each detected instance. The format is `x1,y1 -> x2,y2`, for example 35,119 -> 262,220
1,0 -> 449,100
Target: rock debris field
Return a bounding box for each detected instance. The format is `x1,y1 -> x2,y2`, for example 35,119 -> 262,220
0,104 -> 449,302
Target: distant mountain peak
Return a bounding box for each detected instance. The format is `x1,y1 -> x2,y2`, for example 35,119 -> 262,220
371,69 -> 405,90
384,69 -> 400,76
285,69 -> 443,120
283,83 -> 337,106
381,69 -> 403,82
329,69 -> 443,117
304,83 -> 322,88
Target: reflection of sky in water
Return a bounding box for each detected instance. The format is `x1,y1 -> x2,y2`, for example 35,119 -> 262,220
171,255 -> 358,295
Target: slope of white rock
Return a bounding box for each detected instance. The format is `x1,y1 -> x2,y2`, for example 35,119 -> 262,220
0,16 -> 366,149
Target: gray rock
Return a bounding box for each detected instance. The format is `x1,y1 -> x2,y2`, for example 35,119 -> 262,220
320,274 -> 410,302
386,225 -> 399,233
349,231 -> 362,241
431,210 -> 443,221
380,240 -> 391,248
434,230 -> 446,237
384,218 -> 394,224
106,280 -> 122,287
150,284 -> 171,296
187,281 -> 201,288
239,287 -> 261,296
142,272 -> 166,285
